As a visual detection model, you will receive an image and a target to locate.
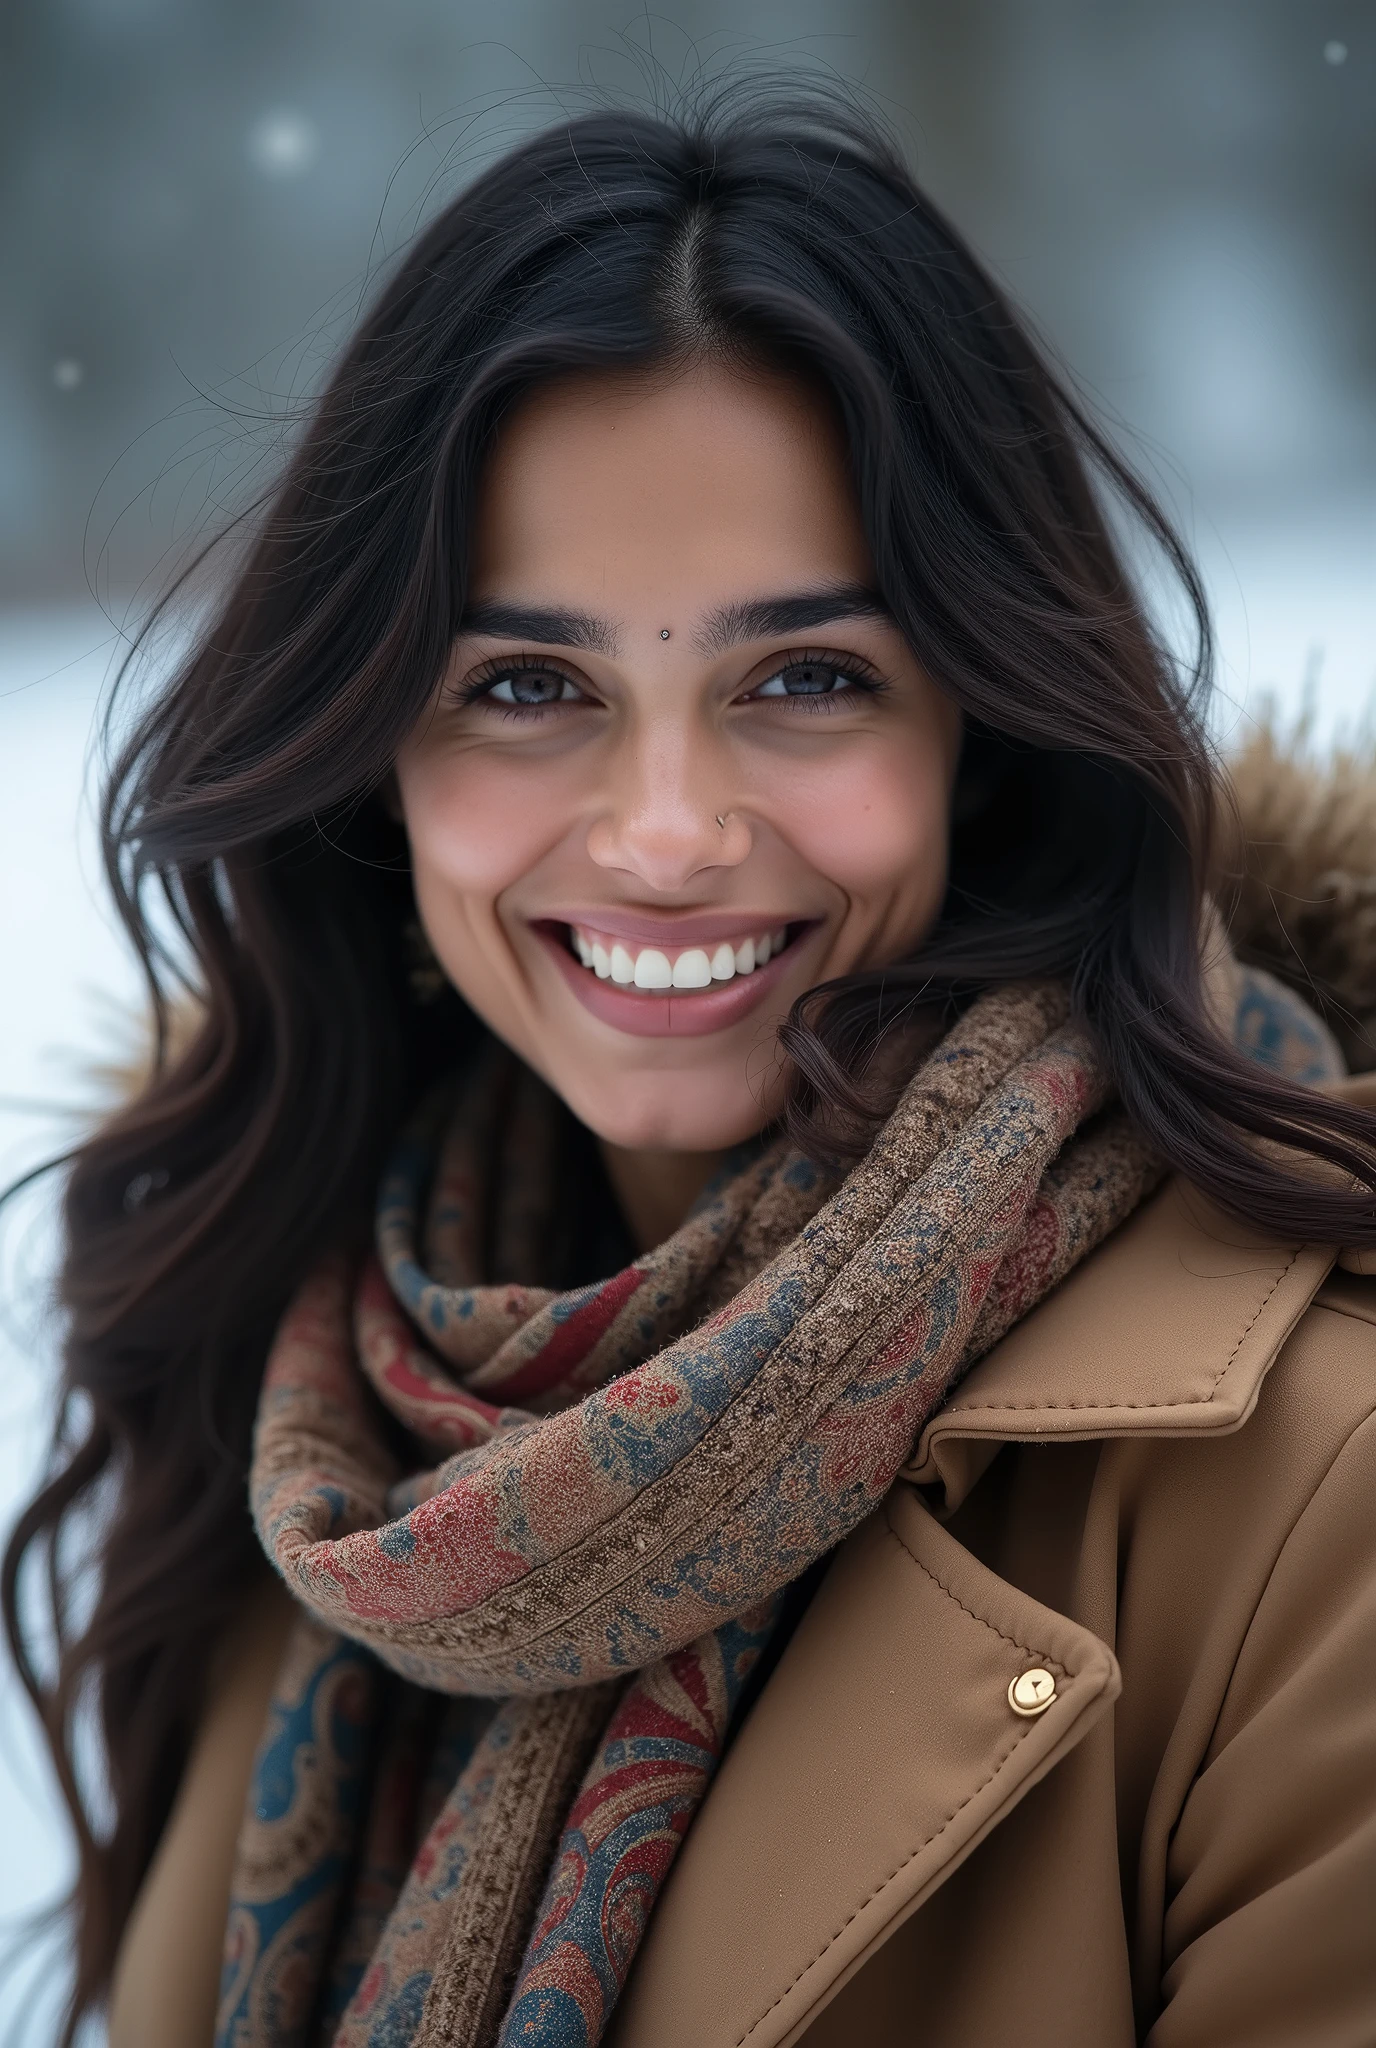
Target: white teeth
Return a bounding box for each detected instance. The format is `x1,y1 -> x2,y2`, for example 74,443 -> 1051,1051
633,948 -> 673,989
672,948 -> 712,989
569,924 -> 792,991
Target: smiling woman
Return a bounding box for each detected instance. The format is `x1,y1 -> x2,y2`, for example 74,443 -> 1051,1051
9,88 -> 1376,2048
395,366 -> 959,1178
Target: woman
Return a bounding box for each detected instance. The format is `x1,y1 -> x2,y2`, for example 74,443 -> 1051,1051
7,93 -> 1375,2048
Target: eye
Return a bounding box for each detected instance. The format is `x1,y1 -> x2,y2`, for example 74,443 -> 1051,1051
484,667 -> 584,706
751,660 -> 864,699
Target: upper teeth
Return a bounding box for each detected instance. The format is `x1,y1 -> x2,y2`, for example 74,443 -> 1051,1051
571,925 -> 790,989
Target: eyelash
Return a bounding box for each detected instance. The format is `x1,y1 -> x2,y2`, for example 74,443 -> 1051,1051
451,647 -> 890,719
451,656 -> 579,720
745,647 -> 889,711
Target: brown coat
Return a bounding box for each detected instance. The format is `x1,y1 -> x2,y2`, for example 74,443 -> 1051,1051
608,1076 -> 1376,2048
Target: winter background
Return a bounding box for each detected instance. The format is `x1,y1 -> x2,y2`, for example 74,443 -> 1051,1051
1,0 -> 1374,2037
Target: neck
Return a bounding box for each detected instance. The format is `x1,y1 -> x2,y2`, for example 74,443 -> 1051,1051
599,1140 -> 728,1253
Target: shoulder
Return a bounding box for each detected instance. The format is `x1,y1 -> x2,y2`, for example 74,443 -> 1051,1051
1230,1261 -> 1376,1548
1282,1262 -> 1376,1413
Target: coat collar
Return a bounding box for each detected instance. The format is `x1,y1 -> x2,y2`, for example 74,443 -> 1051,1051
904,1172 -> 1337,1512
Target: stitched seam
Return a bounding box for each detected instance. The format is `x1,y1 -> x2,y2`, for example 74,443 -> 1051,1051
734,1516 -> 1068,2046
735,1726 -> 1041,2044
939,1251 -> 1302,1417
881,1524 -> 1057,1665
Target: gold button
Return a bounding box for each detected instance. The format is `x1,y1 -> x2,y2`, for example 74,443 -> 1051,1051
1008,1667 -> 1057,1717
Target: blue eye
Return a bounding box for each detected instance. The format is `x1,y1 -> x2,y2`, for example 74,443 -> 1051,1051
754,661 -> 858,698
486,669 -> 582,706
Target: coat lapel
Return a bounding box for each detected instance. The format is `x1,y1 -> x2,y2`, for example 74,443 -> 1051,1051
905,1176 -> 1336,1512
608,1484 -> 1120,2048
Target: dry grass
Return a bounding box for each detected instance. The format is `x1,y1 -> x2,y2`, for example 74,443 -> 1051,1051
1223,723 -> 1376,1070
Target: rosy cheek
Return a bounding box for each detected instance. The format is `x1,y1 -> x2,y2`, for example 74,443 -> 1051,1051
780,746 -> 950,911
399,751 -> 565,900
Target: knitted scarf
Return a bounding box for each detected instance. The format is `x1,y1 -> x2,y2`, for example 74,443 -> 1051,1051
216,972 -> 1332,2048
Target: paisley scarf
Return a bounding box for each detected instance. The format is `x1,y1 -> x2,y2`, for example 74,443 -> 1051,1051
216,973 -> 1338,2048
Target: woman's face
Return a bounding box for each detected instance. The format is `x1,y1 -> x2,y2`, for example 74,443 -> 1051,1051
394,363 -> 961,1155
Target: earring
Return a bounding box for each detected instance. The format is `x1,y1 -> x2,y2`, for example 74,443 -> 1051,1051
404,916 -> 448,1003
716,815 -> 726,829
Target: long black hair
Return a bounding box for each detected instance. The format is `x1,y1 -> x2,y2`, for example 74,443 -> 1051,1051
7,88 -> 1375,2038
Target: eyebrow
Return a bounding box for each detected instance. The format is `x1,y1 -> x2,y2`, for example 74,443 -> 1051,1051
458,599 -> 620,656
457,582 -> 893,660
695,583 -> 893,655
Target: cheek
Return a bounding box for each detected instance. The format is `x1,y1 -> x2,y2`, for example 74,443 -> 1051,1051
782,740 -> 952,917
396,748 -> 563,904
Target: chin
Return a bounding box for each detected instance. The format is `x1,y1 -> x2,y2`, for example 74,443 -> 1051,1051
561,1065 -> 781,1155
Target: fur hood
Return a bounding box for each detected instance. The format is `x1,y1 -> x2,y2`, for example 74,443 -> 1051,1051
1226,727 -> 1376,1072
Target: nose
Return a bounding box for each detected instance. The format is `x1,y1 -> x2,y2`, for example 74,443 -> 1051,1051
585,719 -> 751,889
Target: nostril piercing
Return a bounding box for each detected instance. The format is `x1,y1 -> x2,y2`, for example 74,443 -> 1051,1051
660,628 -> 671,640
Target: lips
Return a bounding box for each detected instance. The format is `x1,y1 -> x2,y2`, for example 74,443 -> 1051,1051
533,917 -> 815,1039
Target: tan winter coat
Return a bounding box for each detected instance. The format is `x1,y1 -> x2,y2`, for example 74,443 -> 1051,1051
609,1083 -> 1376,2048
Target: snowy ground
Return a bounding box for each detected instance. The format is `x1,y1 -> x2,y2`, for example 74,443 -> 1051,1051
0,507 -> 1372,2037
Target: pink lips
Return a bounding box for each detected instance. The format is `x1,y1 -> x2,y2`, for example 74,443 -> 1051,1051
534,920 -> 813,1038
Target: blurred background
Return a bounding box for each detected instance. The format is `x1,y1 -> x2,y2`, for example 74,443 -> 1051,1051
1,0 -> 1373,2035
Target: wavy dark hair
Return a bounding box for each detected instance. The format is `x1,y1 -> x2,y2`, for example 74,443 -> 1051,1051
7,89 -> 1376,2039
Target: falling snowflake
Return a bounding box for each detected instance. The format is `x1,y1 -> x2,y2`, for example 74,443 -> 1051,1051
1323,40 -> 1348,64
51,359 -> 83,390
246,109 -> 319,177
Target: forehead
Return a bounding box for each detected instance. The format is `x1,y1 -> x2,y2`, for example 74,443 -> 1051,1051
467,363 -> 874,607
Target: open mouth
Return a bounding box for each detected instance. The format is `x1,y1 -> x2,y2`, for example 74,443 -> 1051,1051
566,921 -> 796,992
532,916 -> 815,1038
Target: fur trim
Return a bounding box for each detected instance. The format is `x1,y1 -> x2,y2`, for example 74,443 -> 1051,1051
1223,725 -> 1376,1072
